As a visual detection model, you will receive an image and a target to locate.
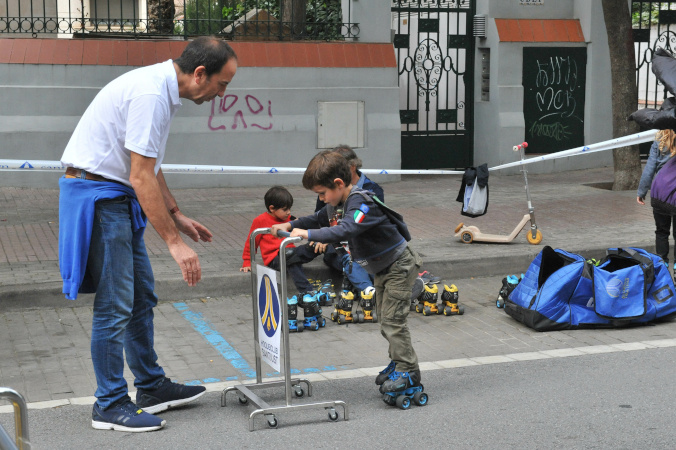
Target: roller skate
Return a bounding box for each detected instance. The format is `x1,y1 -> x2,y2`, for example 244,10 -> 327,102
496,274 -> 523,308
302,292 -> 326,331
331,285 -> 357,325
359,287 -> 377,323
317,279 -> 336,307
380,371 -> 428,409
415,284 -> 440,315
375,360 -> 396,386
410,277 -> 425,311
440,284 -> 464,316
287,295 -> 304,332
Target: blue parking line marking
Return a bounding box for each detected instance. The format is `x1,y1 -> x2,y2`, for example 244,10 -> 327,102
174,302 -> 257,379
174,303 -> 353,382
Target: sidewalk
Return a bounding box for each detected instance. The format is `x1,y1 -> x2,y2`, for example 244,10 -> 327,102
0,166 -> 655,309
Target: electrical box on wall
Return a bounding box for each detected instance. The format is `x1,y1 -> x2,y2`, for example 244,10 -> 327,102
317,101 -> 365,148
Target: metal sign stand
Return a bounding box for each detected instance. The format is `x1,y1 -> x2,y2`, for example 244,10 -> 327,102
221,228 -> 348,431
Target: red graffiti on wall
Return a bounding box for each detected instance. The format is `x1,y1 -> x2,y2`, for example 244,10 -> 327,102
208,94 -> 273,131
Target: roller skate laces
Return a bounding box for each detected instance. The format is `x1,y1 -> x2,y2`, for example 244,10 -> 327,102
375,360 -> 396,386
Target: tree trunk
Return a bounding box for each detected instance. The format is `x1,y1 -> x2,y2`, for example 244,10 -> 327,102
602,0 -> 641,191
282,0 -> 306,38
147,0 -> 176,34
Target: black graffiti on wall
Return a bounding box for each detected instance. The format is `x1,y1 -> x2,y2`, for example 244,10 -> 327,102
523,47 -> 587,153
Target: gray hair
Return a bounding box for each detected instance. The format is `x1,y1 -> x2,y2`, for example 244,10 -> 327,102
332,144 -> 362,170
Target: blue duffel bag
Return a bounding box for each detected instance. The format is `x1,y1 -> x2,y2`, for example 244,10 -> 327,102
593,248 -> 676,323
504,246 -> 676,331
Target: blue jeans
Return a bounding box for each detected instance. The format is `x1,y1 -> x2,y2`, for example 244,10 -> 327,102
87,196 -> 165,409
323,246 -> 373,292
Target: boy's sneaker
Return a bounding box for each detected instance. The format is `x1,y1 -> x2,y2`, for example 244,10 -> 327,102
375,360 -> 396,386
136,377 -> 206,414
379,370 -> 421,394
92,400 -> 165,432
410,277 -> 425,301
419,271 -> 441,284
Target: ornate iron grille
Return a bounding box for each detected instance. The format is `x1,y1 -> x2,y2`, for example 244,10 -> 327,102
392,0 -> 474,169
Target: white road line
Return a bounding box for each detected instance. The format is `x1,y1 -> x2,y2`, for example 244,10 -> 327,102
2,337 -> 675,414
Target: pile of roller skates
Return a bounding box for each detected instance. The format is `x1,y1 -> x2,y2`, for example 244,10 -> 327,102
376,362 -> 428,410
286,282 -> 333,332
411,270 -> 464,317
330,278 -> 377,324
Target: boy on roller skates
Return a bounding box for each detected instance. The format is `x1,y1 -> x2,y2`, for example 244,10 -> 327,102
272,151 -> 425,401
241,186 -> 327,331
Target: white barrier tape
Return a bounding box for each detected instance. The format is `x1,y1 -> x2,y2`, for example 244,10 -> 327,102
488,129 -> 658,171
0,160 -> 465,175
0,129 -> 659,176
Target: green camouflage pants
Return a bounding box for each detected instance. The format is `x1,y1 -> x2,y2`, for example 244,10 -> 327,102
374,245 -> 423,373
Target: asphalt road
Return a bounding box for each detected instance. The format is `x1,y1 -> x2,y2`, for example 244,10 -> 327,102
2,346 -> 675,449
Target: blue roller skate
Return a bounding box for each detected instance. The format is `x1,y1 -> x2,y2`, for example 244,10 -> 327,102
496,274 -> 523,308
380,370 -> 428,410
317,280 -> 336,307
375,360 -> 396,386
287,296 -> 304,332
302,292 -> 326,331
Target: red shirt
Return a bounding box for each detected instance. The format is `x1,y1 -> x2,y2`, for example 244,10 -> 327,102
242,212 -> 295,268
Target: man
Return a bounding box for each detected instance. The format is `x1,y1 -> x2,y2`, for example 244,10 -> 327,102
59,37 -> 237,432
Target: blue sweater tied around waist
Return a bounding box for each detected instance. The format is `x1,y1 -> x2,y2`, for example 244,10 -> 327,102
59,177 -> 146,300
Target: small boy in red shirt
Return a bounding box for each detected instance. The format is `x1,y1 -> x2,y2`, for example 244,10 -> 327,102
241,186 -> 321,298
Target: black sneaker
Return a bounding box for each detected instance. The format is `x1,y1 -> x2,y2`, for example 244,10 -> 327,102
379,370 -> 421,394
375,360 -> 396,386
136,378 -> 206,414
419,271 -> 441,284
92,400 -> 165,432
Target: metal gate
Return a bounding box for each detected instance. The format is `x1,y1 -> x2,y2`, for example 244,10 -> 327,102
633,1 -> 676,155
391,0 -> 475,169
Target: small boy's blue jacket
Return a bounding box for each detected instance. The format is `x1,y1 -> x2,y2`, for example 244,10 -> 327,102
59,177 -> 146,300
291,186 -> 407,274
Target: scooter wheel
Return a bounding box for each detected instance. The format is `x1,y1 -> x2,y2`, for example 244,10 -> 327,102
454,222 -> 464,233
297,322 -> 304,332
331,311 -> 338,321
372,311 -> 378,323
461,231 -> 473,244
527,229 -> 543,245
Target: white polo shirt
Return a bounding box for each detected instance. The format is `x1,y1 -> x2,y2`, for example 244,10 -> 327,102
61,60 -> 182,187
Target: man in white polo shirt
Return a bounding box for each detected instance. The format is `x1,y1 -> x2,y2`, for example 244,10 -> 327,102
59,36 -> 237,432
